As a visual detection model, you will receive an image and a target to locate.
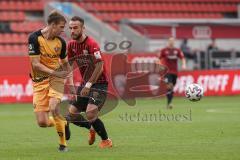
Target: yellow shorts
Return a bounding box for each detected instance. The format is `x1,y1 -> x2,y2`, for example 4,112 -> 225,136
32,77 -> 64,112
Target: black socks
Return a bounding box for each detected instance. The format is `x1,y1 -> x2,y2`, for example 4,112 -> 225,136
66,113 -> 91,130
167,90 -> 173,105
91,118 -> 108,140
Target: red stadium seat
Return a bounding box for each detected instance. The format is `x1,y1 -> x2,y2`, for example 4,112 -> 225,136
0,1 -> 8,10
0,33 -> 27,44
77,0 -> 240,23
10,21 -> 44,33
0,1 -> 42,56
0,1 -> 43,11
0,44 -> 27,55
0,0 -> 239,56
0,12 -> 26,21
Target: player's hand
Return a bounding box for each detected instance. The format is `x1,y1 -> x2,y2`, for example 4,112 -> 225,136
69,86 -> 77,101
182,63 -> 187,70
80,87 -> 90,97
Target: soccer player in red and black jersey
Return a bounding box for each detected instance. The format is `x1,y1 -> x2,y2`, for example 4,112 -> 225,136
65,16 -> 112,148
159,37 -> 186,109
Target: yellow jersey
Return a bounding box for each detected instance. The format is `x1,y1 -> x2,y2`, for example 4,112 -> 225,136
28,30 -> 67,82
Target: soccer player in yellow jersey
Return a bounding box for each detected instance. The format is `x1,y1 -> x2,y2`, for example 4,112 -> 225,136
28,11 -> 70,152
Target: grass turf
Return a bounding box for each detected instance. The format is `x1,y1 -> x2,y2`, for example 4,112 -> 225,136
0,96 -> 239,160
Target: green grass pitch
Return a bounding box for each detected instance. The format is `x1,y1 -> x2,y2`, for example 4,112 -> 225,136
0,96 -> 239,160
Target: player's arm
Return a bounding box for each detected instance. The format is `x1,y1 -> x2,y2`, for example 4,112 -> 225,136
181,58 -> 186,70
61,56 -> 76,99
28,34 -> 68,78
30,56 -> 55,75
85,43 -> 104,88
156,49 -> 167,71
30,56 -> 69,78
64,42 -> 76,88
81,43 -> 104,96
59,39 -> 71,75
81,61 -> 103,97
55,37 -> 72,78
179,50 -> 186,70
62,42 -> 77,98
61,57 -> 74,87
61,57 -> 72,73
88,61 -> 103,84
28,33 -> 56,76
157,48 -> 164,64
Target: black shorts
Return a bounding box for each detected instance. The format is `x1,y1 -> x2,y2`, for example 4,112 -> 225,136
164,73 -> 177,86
70,83 -> 108,112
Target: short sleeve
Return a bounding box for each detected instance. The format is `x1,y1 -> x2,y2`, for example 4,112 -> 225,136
28,33 -> 40,56
178,49 -> 184,59
59,37 -> 67,59
89,40 -> 103,63
67,42 -> 75,66
159,49 -> 165,59
67,42 -> 73,58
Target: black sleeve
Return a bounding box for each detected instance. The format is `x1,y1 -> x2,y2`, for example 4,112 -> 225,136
59,37 -> 67,59
28,33 -> 40,56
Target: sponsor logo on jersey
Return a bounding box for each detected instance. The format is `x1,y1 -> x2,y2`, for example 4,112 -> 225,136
54,47 -> 61,52
28,44 -> 35,54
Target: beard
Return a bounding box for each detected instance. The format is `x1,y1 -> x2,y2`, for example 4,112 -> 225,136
71,33 -> 82,40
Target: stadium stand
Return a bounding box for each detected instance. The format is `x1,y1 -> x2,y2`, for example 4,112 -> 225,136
78,0 -> 240,23
71,0 -> 240,52
1,0 -> 240,56
0,0 -> 44,56
74,0 -> 240,45
0,1 -> 43,11
10,21 -> 44,33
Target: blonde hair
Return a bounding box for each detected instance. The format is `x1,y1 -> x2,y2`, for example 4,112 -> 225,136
47,10 -> 66,25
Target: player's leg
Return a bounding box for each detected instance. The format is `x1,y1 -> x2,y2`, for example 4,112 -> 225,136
49,77 -> 69,152
65,95 -> 95,144
33,80 -> 55,127
49,97 -> 68,152
65,95 -> 91,130
166,82 -> 174,108
86,104 -> 112,148
66,105 -> 91,129
35,111 -> 55,127
165,74 -> 177,109
67,105 -> 96,145
86,84 -> 112,148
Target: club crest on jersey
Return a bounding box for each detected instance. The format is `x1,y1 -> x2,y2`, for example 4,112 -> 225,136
174,50 -> 178,54
54,47 -> 60,52
94,51 -> 102,59
83,50 -> 89,55
72,49 -> 76,54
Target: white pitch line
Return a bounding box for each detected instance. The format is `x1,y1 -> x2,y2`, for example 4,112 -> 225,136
206,109 -> 235,114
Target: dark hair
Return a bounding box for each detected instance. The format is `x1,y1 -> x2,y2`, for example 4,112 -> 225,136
70,16 -> 84,25
47,10 -> 66,25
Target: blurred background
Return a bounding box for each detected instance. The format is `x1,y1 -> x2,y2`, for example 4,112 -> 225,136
0,0 -> 240,103
0,1 -> 240,159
